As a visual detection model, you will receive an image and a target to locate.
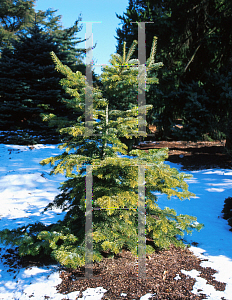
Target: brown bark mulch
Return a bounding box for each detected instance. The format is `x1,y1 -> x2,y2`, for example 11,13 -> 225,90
57,245 -> 226,300
2,243 -> 226,299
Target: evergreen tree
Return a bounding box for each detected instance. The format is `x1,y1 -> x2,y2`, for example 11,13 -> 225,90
0,23 -> 82,131
115,0 -> 232,145
35,9 -> 88,74
0,0 -> 35,49
116,0 -> 232,81
0,41 -> 203,269
0,1 -> 87,73
101,37 -> 163,111
176,69 -> 232,144
100,36 -> 163,150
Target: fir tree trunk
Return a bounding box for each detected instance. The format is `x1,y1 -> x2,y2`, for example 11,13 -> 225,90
225,115 -> 232,152
225,133 -> 232,152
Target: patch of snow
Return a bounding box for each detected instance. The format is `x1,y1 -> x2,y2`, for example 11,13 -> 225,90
140,293 -> 156,300
174,274 -> 181,280
81,287 -> 107,299
121,292 -> 127,297
181,267 -> 232,299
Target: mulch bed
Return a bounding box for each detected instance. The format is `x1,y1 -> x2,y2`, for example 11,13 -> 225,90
57,245 -> 226,299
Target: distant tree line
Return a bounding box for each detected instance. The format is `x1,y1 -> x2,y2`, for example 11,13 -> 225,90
115,0 -> 232,149
0,0 -> 232,150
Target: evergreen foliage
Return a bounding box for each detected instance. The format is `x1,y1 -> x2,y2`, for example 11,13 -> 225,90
164,69 -> 232,142
0,0 -> 35,49
0,40 -> 203,269
0,1 -> 97,134
116,0 -> 232,80
222,197 -> 232,231
115,0 -> 232,146
100,36 -> 163,150
0,22 -> 85,132
101,37 -> 163,111
0,0 -> 87,64
34,9 -> 88,74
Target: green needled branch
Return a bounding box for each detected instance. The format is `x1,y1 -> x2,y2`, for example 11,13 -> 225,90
0,37 -> 203,269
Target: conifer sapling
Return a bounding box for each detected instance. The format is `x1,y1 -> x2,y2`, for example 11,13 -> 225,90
0,37 -> 203,268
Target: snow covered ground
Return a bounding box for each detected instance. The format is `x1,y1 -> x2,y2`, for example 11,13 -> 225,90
0,144 -> 231,299
158,162 -> 232,300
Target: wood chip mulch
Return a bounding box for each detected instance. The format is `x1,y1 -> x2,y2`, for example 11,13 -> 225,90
56,245 -> 226,300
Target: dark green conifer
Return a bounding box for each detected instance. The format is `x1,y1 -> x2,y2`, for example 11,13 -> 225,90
115,0 -> 232,145
0,0 -> 35,49
0,22 -> 83,131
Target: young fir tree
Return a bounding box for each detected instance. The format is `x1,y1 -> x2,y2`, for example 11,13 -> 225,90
0,39 -> 203,269
101,38 -> 162,111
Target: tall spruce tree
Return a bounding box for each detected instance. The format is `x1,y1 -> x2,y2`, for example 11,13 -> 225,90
35,9 -> 88,74
0,40 -> 203,268
0,1 -> 87,73
0,22 -> 83,131
0,0 -> 35,49
0,1 -> 65,51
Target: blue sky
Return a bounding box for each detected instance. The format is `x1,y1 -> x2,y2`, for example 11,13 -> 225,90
35,0 -> 129,75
